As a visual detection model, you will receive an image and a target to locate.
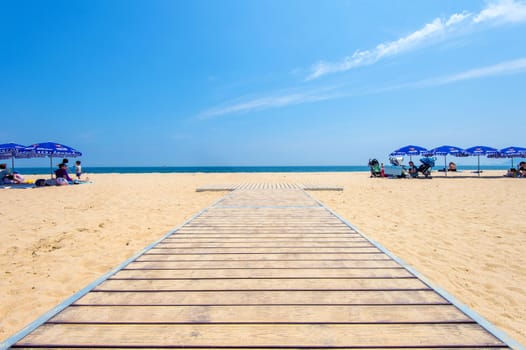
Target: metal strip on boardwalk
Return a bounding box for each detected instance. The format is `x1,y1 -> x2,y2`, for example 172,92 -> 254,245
2,186 -> 522,349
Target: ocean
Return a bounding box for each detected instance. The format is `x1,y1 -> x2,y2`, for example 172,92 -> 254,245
14,165 -> 510,175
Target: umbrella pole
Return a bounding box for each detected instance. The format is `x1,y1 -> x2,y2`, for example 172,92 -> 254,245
477,155 -> 480,177
444,156 -> 447,177
50,157 -> 53,178
11,156 -> 15,172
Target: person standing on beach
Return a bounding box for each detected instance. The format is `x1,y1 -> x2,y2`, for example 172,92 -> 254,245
75,160 -> 82,180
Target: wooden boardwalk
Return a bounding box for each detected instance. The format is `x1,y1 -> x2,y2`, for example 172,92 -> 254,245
196,183 -> 343,192
6,187 -> 515,349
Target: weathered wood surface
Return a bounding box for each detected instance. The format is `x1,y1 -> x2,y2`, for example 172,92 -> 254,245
12,188 -> 509,349
50,304 -> 472,323
16,324 -> 504,348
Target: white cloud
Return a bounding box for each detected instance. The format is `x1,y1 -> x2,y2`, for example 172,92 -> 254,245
307,0 -> 526,80
446,12 -> 472,26
199,57 -> 526,118
426,57 -> 526,85
473,0 -> 526,23
198,86 -> 342,119
307,12 -> 469,80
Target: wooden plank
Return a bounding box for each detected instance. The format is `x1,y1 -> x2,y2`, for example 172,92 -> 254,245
198,211 -> 331,215
179,222 -> 351,226
126,259 -> 400,269
16,324 -> 504,347
150,242 -> 375,248
175,228 -> 355,232
191,216 -> 338,219
113,268 -> 414,279
137,253 -> 388,261
177,228 -> 353,232
187,220 -> 343,224
74,290 -> 446,305
13,348 -> 512,350
195,216 -> 338,219
96,278 -> 428,291
168,234 -> 361,239
190,216 -> 339,219
194,217 -> 342,221
153,241 -> 380,249
183,223 -> 350,226
50,304 -> 471,324
148,248 -> 380,254
159,237 -> 370,243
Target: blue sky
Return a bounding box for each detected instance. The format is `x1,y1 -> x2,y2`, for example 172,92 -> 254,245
1,0 -> 526,166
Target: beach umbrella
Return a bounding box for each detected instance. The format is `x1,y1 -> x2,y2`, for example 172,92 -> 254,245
22,142 -> 82,177
389,145 -> 429,162
427,145 -> 464,176
492,146 -> 526,168
463,145 -> 499,176
0,143 -> 27,171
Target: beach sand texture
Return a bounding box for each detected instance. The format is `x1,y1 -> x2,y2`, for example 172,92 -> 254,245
1,172 -> 525,345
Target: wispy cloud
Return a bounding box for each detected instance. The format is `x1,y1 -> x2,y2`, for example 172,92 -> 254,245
199,57 -> 526,118
307,13 -> 470,80
307,0 -> 526,80
419,57 -> 526,86
198,86 -> 343,119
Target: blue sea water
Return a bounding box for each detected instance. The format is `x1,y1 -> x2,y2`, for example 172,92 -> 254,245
14,165 -> 509,175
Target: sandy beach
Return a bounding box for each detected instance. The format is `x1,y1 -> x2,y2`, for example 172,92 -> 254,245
1,171 -> 525,345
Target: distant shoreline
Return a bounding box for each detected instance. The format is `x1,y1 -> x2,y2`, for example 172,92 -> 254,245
11,165 -> 512,175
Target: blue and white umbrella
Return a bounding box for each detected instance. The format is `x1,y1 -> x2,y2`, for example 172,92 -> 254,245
491,146 -> 526,168
498,146 -> 526,157
463,145 -> 499,176
22,142 -> 82,177
427,145 -> 464,176
390,145 -> 429,161
0,143 -> 27,171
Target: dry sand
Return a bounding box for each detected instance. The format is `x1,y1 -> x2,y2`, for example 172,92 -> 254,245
1,171 -> 525,345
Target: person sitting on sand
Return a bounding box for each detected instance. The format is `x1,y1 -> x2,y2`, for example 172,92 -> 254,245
408,161 -> 418,178
519,162 -> 526,177
0,163 -> 8,180
1,163 -> 25,184
505,168 -> 517,177
448,162 -> 457,172
55,163 -> 72,185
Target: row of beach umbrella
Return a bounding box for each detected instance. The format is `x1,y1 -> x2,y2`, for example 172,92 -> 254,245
390,145 -> 526,176
0,142 -> 82,177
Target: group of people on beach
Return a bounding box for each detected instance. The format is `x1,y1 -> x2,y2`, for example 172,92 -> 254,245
505,162 -> 526,177
1,158 -> 85,186
53,158 -> 83,185
371,158 -> 442,178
